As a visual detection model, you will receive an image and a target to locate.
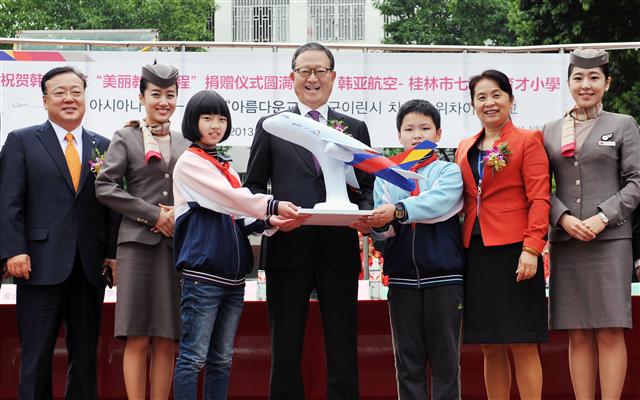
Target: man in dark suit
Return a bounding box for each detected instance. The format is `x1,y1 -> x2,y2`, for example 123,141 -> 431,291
244,42 -> 374,399
0,66 -> 119,400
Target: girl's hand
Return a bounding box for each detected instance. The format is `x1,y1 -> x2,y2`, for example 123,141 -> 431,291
516,251 -> 538,282
559,214 -> 596,241
582,214 -> 607,236
276,201 -> 300,219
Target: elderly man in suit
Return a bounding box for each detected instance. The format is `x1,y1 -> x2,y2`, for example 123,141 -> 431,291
0,66 -> 119,400
244,42 -> 374,400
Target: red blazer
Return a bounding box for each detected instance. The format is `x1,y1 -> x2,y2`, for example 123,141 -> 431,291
455,120 -> 550,253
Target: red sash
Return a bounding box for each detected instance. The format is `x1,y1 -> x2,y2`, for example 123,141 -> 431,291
409,152 -> 438,197
188,147 -> 241,189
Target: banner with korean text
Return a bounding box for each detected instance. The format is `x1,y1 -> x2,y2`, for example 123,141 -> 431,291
1,50 -> 571,148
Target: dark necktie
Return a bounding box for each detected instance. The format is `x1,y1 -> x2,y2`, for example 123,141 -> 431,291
306,110 -> 322,173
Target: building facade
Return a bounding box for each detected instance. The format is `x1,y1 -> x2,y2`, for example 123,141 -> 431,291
214,0 -> 384,44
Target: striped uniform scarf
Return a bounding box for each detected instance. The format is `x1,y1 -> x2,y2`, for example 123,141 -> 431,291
560,103 -> 603,157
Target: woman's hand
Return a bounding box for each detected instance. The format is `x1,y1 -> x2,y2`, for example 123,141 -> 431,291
582,214 -> 607,236
559,214 -> 596,241
152,205 -> 174,237
516,250 -> 538,282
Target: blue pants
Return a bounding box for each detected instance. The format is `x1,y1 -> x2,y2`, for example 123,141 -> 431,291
173,279 -> 244,400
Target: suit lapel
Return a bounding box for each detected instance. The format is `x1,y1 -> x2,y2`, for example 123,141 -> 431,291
77,129 -> 95,195
458,133 -> 482,196
37,122 -> 75,194
480,123 -> 514,190
576,112 -> 609,161
289,105 -> 321,176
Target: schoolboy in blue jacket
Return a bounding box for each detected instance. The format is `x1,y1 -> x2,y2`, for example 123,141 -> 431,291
368,99 -> 464,400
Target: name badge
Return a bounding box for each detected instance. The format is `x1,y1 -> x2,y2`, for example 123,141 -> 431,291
598,141 -> 616,146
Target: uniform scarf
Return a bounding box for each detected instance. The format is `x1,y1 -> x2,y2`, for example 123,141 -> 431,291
560,103 -> 603,157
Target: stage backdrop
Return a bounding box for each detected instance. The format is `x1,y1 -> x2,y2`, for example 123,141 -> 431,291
1,50 -> 572,148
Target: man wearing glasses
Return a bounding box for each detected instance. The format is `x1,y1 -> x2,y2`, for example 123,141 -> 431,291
0,66 -> 119,399
245,42 -> 373,399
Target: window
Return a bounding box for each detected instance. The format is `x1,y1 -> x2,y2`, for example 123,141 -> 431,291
308,0 -> 365,42
233,0 -> 289,42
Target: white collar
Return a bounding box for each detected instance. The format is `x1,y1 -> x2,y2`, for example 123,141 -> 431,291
50,120 -> 83,144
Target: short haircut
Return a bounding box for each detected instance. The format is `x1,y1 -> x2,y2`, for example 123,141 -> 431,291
291,42 -> 335,70
568,63 -> 610,79
182,90 -> 232,143
468,69 -> 514,105
396,99 -> 441,131
40,66 -> 86,95
139,78 -> 178,95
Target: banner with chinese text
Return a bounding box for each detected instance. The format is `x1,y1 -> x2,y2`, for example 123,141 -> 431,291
1,50 -> 571,148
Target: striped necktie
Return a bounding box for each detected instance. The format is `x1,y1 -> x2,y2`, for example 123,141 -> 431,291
65,132 -> 81,191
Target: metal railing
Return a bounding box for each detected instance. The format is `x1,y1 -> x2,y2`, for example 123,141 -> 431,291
2,38 -> 639,53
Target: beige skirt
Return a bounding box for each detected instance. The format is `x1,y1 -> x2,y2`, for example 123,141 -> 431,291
549,238 -> 632,329
114,241 -> 181,340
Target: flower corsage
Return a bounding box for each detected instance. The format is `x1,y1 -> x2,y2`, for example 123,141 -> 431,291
328,118 -> 349,135
88,148 -> 106,176
482,142 -> 511,173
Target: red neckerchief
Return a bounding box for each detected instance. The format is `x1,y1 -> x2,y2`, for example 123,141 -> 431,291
188,147 -> 241,189
409,152 -> 438,197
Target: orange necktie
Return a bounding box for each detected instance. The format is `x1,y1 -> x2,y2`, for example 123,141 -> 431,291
65,133 -> 81,191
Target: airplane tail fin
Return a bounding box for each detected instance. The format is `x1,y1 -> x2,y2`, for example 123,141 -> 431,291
388,140 -> 438,170
346,139 -> 438,192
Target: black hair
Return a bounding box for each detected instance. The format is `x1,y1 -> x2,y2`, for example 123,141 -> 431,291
182,90 -> 232,143
567,63 -> 610,79
139,78 -> 179,95
40,66 -> 86,95
468,69 -> 514,105
291,42 -> 335,70
396,99 -> 441,131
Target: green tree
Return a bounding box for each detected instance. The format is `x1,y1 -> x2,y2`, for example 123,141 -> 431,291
374,0 -> 516,45
509,0 -> 640,119
0,0 -> 215,43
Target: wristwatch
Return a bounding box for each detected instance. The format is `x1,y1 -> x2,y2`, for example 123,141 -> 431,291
598,212 -> 609,225
394,202 -> 407,222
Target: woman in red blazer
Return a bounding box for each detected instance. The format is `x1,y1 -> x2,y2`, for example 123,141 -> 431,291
455,70 -> 550,399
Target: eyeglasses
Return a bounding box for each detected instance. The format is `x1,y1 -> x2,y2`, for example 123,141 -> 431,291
293,67 -> 332,78
48,89 -> 85,99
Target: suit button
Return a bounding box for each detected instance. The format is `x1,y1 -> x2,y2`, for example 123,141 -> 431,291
75,204 -> 80,208
162,191 -> 168,196
576,198 -> 581,203
575,179 -> 580,186
164,173 -> 170,179
573,161 -> 579,167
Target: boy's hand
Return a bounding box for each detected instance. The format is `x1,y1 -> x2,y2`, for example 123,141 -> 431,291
366,204 -> 396,228
276,201 -> 300,219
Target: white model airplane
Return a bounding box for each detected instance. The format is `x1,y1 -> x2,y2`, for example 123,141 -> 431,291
262,112 -> 433,210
